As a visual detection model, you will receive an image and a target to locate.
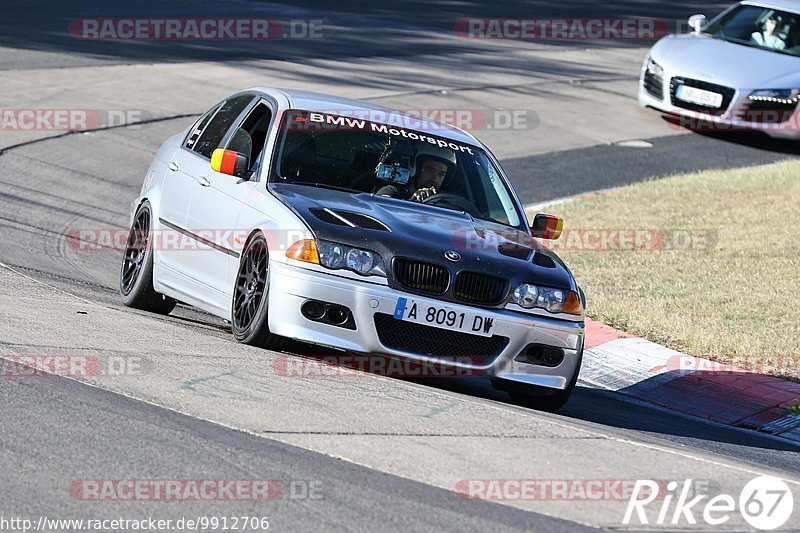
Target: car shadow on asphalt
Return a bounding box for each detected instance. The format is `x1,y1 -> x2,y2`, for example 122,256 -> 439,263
660,115 -> 800,156
281,342 -> 800,453
419,377 -> 799,452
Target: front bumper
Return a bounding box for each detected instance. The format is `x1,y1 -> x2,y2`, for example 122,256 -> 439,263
267,261 -> 584,391
638,72 -> 800,140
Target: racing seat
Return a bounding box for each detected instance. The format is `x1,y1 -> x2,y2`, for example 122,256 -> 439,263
227,128 -> 253,163
349,150 -> 381,192
281,133 -> 318,180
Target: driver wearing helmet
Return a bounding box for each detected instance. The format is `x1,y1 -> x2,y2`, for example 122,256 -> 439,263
376,145 -> 456,202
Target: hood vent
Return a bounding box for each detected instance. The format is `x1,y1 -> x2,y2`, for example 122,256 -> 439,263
310,208 -> 389,231
532,252 -> 557,269
497,241 -> 533,261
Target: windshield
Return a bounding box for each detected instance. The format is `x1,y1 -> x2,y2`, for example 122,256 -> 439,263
705,4 -> 800,56
271,110 -> 524,229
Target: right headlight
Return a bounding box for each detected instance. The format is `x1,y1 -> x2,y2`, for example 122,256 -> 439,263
511,283 -> 582,315
317,241 -> 386,277
286,239 -> 387,277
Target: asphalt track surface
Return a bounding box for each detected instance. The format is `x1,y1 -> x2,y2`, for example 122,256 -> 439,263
1,1 -> 799,531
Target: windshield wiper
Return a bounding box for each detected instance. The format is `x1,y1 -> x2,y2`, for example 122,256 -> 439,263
287,181 -> 362,194
712,33 -> 798,56
769,47 -> 800,57
711,33 -> 752,46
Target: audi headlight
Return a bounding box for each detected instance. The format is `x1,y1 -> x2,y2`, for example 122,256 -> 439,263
511,283 -> 582,315
645,56 -> 664,78
317,241 -> 386,277
749,89 -> 800,105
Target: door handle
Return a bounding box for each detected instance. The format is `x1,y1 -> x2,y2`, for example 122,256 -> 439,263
168,161 -> 179,172
198,176 -> 211,187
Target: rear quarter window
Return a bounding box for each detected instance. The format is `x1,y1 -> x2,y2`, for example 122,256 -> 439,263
184,104 -> 220,150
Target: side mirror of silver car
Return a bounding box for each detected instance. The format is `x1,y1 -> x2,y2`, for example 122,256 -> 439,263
688,14 -> 706,34
210,148 -> 250,179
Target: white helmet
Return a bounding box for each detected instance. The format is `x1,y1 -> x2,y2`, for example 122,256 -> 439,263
410,143 -> 457,178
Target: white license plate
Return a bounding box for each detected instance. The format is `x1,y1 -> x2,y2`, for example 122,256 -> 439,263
675,85 -> 723,108
393,297 -> 496,337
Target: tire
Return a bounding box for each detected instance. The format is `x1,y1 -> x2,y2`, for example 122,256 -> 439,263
231,232 -> 287,350
119,201 -> 176,315
495,347 -> 583,412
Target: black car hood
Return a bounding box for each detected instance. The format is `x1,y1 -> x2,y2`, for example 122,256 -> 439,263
271,183 -> 576,297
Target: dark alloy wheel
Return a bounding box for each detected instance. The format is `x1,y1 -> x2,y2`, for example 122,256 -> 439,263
231,233 -> 287,350
119,201 -> 176,314
121,208 -> 150,296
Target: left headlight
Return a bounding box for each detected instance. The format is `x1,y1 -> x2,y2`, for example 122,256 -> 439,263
511,283 -> 582,315
288,239 -> 386,277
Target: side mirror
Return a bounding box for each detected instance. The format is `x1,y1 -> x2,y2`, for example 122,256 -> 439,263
688,14 -> 706,34
530,213 -> 564,240
211,148 -> 250,178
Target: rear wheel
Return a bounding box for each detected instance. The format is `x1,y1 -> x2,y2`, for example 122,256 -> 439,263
119,201 -> 176,314
231,233 -> 287,350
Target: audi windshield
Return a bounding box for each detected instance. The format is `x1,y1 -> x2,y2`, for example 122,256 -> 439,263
706,4 -> 800,56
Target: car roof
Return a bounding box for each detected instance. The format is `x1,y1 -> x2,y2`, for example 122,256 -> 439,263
741,0 -> 800,15
247,86 -> 481,147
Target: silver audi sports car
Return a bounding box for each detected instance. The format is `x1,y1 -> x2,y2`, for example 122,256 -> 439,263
640,0 -> 800,138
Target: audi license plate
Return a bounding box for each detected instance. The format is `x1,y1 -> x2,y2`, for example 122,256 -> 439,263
675,85 -> 723,108
393,297 -> 496,337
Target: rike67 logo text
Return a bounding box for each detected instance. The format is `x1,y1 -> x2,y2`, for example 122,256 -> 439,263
624,476 -> 794,530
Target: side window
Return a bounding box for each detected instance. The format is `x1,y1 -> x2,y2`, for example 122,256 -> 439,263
224,102 -> 273,174
184,104 -> 220,150
192,94 -> 254,159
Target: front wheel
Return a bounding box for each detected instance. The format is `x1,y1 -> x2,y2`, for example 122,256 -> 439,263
508,380 -> 577,413
494,348 -> 582,412
119,201 -> 176,315
231,232 -> 287,350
